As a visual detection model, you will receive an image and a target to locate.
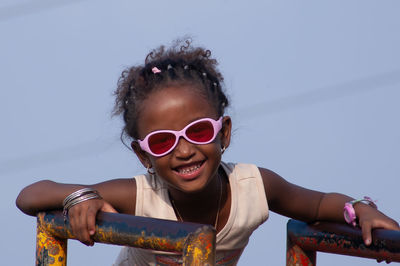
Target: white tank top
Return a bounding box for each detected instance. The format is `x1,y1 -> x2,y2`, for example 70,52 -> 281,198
114,162 -> 269,266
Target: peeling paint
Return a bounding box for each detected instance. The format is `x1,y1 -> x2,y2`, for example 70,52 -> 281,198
36,215 -> 67,266
286,219 -> 400,265
183,227 -> 216,265
36,211 -> 216,266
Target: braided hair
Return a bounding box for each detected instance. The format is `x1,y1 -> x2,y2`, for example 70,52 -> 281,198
113,39 -> 229,144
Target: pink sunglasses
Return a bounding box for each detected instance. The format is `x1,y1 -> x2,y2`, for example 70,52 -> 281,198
138,117 -> 223,157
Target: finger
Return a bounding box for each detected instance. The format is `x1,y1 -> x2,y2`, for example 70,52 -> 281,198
68,208 -> 79,239
101,202 -> 118,213
70,208 -> 89,245
372,217 -> 400,231
360,220 -> 372,246
75,206 -> 93,246
384,219 -> 400,231
86,205 -> 98,237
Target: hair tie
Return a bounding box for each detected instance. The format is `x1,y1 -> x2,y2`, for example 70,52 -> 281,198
152,67 -> 161,74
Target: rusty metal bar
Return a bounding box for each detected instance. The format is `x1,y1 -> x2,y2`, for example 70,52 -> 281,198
287,219 -> 400,266
36,215 -> 67,266
36,211 -> 216,266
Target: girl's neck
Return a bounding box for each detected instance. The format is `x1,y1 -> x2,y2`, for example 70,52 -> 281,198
168,167 -> 227,223
169,173 -> 220,206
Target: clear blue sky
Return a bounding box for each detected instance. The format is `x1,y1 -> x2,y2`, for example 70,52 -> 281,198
1,1 -> 399,265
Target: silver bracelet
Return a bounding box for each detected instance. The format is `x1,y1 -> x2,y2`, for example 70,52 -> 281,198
62,188 -> 101,222
64,193 -> 102,210
63,188 -> 98,206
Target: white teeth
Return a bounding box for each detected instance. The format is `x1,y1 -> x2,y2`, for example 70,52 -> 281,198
178,163 -> 201,174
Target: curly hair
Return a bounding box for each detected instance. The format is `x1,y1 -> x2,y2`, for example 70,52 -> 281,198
113,39 -> 229,143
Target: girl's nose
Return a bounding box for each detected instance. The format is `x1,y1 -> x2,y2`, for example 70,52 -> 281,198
173,137 -> 195,159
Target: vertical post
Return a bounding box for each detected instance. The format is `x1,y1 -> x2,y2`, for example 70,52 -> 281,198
286,234 -> 316,266
36,213 -> 67,266
287,221 -> 316,266
183,226 -> 216,265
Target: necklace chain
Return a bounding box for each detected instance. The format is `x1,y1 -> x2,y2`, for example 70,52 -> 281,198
170,176 -> 223,229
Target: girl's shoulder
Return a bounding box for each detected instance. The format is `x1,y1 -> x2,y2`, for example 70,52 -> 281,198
221,161 -> 263,179
222,162 -> 290,203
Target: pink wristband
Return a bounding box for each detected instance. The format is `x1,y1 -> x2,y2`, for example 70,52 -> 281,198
343,196 -> 377,227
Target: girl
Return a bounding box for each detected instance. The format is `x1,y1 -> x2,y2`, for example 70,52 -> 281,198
16,40 -> 399,265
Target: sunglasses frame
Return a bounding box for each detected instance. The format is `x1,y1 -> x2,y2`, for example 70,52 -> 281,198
138,117 -> 223,157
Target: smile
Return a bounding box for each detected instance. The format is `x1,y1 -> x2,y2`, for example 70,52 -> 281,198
177,163 -> 202,174
174,161 -> 205,179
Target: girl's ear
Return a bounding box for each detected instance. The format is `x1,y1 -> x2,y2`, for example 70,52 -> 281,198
131,141 -> 151,168
220,116 -> 232,149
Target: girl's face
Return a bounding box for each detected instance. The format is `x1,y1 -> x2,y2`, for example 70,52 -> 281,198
132,85 -> 231,194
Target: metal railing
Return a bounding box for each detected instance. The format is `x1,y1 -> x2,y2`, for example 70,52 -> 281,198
36,212 -> 400,266
36,211 -> 216,266
286,219 -> 400,265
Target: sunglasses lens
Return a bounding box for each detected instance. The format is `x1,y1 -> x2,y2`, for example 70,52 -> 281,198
186,121 -> 214,143
148,132 -> 176,155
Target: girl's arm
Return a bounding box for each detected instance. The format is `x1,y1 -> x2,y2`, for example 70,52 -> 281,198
260,167 -> 399,245
16,178 -> 136,245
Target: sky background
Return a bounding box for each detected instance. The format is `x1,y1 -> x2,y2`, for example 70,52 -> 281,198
1,0 -> 399,265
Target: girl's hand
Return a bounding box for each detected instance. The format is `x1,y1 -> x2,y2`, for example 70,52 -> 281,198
68,198 -> 117,246
356,203 -> 400,246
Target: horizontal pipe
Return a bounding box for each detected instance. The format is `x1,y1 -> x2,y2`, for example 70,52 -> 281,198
287,219 -> 400,263
38,211 -> 215,253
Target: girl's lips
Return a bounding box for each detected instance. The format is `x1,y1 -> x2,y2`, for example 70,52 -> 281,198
173,161 -> 205,180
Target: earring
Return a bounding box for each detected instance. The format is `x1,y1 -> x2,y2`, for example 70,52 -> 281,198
147,165 -> 156,176
221,146 -> 226,154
